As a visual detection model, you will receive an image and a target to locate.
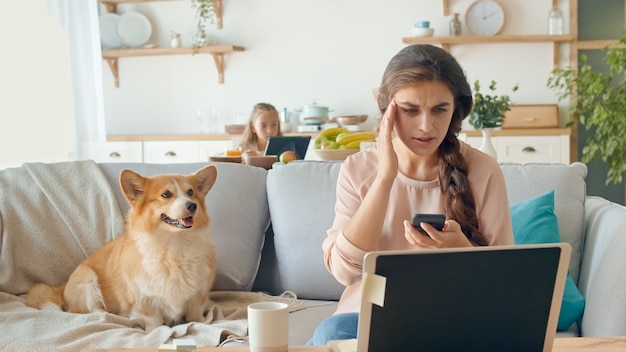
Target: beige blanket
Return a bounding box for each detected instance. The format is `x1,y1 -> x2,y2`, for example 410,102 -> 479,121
0,161 -> 296,350
0,290 -> 293,351
0,160 -> 125,295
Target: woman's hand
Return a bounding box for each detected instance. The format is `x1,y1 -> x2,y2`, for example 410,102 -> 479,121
376,100 -> 399,182
243,149 -> 258,156
403,219 -> 473,249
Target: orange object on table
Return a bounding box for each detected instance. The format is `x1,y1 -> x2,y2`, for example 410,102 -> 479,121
225,149 -> 242,156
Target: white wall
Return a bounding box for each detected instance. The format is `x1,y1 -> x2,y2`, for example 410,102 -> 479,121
102,0 -> 571,135
0,1 -> 75,170
0,0 -> 571,170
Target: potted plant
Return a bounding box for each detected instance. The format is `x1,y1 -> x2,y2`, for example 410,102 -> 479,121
469,80 -> 519,130
548,34 -> 626,185
190,0 -> 215,52
468,80 -> 519,159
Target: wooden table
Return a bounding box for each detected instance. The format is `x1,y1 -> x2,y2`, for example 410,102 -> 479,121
87,337 -> 626,352
88,347 -> 331,352
553,337 -> 626,351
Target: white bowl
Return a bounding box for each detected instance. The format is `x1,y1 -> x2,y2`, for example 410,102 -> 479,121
412,27 -> 435,37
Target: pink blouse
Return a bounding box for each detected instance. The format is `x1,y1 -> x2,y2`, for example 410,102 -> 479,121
322,141 -> 514,314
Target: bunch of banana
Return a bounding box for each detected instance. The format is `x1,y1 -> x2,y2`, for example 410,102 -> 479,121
319,127 -> 349,141
314,127 -> 376,150
335,132 -> 376,149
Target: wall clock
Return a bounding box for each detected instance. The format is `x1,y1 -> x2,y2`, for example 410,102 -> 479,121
465,0 -> 505,36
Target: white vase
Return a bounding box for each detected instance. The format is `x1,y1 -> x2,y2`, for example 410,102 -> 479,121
479,128 -> 497,160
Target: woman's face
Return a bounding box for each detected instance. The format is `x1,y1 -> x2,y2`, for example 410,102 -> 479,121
252,110 -> 280,143
391,80 -> 455,158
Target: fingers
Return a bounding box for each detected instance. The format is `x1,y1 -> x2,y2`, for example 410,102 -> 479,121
403,219 -> 471,248
403,220 -> 434,248
380,100 -> 397,140
442,220 -> 460,232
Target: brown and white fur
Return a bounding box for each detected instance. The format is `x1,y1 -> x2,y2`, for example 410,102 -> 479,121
25,165 -> 218,332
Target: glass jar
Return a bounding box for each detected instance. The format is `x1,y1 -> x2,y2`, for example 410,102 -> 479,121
548,7 -> 564,35
450,13 -> 462,36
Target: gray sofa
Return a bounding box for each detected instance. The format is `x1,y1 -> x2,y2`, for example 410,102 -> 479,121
1,159 -> 625,350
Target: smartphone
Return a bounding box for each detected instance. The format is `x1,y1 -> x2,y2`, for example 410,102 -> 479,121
411,213 -> 446,236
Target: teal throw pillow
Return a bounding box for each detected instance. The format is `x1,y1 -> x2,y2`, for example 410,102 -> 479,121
510,190 -> 585,331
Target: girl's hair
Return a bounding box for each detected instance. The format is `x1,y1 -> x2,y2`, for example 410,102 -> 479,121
239,103 -> 282,151
377,44 -> 487,246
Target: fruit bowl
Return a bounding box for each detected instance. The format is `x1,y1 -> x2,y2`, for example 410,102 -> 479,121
243,154 -> 278,169
315,149 -> 359,161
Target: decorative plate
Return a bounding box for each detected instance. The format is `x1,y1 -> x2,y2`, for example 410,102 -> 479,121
117,12 -> 152,47
99,13 -> 122,49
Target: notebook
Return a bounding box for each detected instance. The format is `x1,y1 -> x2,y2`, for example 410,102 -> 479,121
264,136 -> 311,160
334,243 -> 571,352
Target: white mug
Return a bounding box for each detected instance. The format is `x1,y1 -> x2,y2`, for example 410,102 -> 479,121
247,302 -> 289,352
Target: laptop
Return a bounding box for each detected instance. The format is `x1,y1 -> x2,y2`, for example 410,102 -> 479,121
264,136 -> 311,160
334,243 -> 571,352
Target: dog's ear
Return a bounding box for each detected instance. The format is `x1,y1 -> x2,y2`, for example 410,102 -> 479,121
119,169 -> 146,205
193,165 -> 218,197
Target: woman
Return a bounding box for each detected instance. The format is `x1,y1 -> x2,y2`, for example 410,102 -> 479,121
308,44 -> 514,344
239,103 -> 283,156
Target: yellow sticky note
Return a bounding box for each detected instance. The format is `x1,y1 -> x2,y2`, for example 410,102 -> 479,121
362,273 -> 386,307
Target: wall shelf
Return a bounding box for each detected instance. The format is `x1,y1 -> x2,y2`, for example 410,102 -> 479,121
403,34 -> 575,67
577,39 -> 624,50
100,0 -> 224,29
102,45 -> 245,87
98,0 -> 240,87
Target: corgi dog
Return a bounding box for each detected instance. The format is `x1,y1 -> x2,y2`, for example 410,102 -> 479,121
26,165 -> 218,332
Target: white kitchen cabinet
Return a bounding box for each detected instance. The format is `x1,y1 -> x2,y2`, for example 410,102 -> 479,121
197,140 -> 236,162
143,141 -> 199,164
462,134 -> 570,164
94,141 -> 143,163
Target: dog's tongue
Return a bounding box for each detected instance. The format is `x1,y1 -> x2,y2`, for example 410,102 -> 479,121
182,216 -> 194,227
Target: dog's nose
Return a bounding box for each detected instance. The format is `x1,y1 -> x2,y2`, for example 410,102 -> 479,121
186,202 -> 197,213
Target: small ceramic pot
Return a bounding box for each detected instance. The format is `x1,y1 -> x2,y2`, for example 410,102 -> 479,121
298,104 -> 332,125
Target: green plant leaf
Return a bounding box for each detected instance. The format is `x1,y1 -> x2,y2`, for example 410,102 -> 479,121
190,0 -> 215,54
548,34 -> 626,184
469,80 -> 518,130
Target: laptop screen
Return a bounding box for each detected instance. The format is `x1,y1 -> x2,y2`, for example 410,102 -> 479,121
356,244 -> 570,352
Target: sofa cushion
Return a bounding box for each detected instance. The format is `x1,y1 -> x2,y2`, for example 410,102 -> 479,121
261,160 -> 345,300
510,190 -> 585,331
500,162 -> 587,283
98,162 -> 269,291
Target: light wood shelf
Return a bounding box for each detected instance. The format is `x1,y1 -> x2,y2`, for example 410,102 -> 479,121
99,0 -> 223,28
403,34 -> 575,67
461,128 -> 571,137
102,45 -> 245,87
98,0 -> 241,87
577,39 -> 624,50
403,34 -> 574,45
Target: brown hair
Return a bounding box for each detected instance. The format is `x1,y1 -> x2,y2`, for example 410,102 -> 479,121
377,44 -> 487,246
239,103 -> 283,152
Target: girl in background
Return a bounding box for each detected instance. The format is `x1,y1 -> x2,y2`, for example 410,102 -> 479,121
239,103 -> 283,156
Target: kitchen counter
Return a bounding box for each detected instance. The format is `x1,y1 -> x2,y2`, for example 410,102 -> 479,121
106,128 -> 570,142
102,128 -> 571,164
106,132 -> 317,142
